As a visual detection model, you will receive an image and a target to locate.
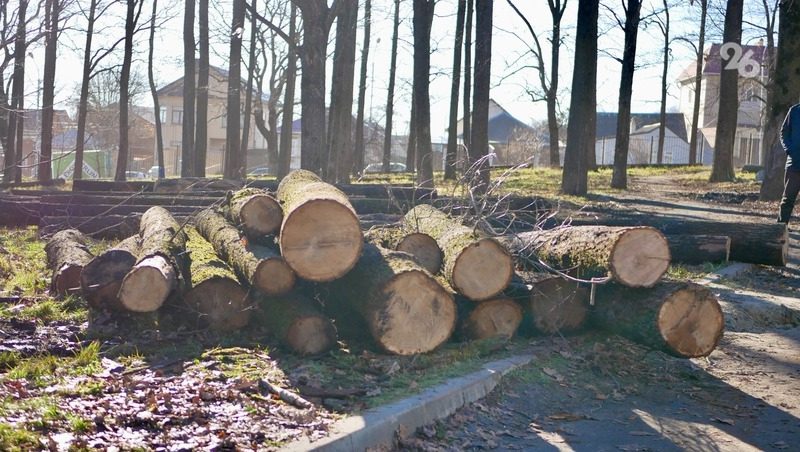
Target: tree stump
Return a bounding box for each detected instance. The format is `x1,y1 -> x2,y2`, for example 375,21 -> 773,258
364,226 -> 442,274
44,229 -> 94,296
222,187 -> 283,238
459,296 -> 523,340
256,292 -> 337,355
80,235 -> 140,311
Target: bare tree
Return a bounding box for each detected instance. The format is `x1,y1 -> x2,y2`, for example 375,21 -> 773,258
39,0 -> 63,183
194,0 -> 209,176
462,0 -> 473,153
687,0 -> 708,165
468,0 -> 492,191
353,0 -> 371,176
240,0 -> 257,165
223,0 -> 245,179
326,0 -> 358,183
653,0 -> 670,164
181,0 -> 195,176
277,2 -> 297,179
381,0 -> 400,172
444,0 -> 465,180
413,0 -> 435,188
114,0 -> 143,181
148,0 -> 164,179
5,0 -> 30,183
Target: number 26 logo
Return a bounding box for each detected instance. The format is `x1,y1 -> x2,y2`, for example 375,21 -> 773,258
720,42 -> 761,78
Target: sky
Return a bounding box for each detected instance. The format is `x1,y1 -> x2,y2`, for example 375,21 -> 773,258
22,0 -> 776,142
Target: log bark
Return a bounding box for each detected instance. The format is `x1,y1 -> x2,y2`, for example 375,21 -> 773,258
40,193 -> 219,207
118,207 -> 187,312
666,234 -> 730,265
80,235 -> 140,311
39,215 -> 190,241
325,243 -> 456,355
255,292 -> 337,355
183,228 -> 251,331
507,273 -> 589,335
195,209 -> 295,295
459,296 -> 523,341
276,170 -> 363,282
364,226 -> 442,274
403,205 -> 513,301
591,281 -> 724,358
500,226 -> 670,288
44,229 -> 94,296
71,179 -> 155,192
222,187 -> 283,237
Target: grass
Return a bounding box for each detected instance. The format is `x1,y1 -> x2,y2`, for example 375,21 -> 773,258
0,423 -> 41,451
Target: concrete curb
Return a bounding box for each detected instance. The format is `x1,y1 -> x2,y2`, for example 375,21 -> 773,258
282,354 -> 535,451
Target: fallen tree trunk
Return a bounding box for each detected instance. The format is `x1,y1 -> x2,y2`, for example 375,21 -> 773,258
458,296 -> 523,340
72,179 -> 154,192
591,281 -> 724,358
247,179 -> 437,200
364,226 -> 442,274
500,226 -> 670,288
255,292 -> 337,355
80,235 -> 140,311
325,243 -> 456,355
153,177 -> 242,193
276,170 -> 363,282
40,193 -> 219,207
183,228 -> 251,331
0,195 -> 39,226
44,229 -> 94,296
195,210 -> 295,295
39,215 -> 189,240
403,205 -> 513,301
118,207 -> 187,312
507,273 -> 589,335
222,187 -> 283,237
666,234 -> 730,265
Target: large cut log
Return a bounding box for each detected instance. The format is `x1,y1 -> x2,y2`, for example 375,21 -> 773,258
458,296 -> 523,341
80,235 -> 140,311
666,234 -> 730,265
247,179 -> 438,200
195,209 -> 295,295
183,228 -> 251,331
500,226 -> 670,288
364,226 -> 443,274
117,207 -> 187,312
403,205 -> 513,301
276,170 -> 363,282
154,177 -> 242,193
39,215 -> 189,240
40,193 -> 219,207
32,202 -> 201,218
222,187 -> 283,237
325,243 -> 457,355
591,281 -> 724,358
44,229 -> 94,296
72,179 -> 154,192
255,292 -> 337,355
507,273 -> 589,335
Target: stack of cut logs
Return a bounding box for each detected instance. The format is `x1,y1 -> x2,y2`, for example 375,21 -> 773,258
43,170 -> 724,359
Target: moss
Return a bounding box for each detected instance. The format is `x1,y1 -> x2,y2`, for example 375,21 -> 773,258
276,169 -> 354,215
185,227 -> 238,286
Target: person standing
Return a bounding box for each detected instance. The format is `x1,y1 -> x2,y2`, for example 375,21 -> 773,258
778,102 -> 800,223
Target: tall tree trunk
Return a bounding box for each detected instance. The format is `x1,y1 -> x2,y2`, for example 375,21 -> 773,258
656,0 -> 670,165
182,0 -> 196,177
115,0 -> 137,181
561,0 -> 598,195
354,0 -> 371,176
39,0 -> 59,183
710,0 -> 743,182
688,0 -> 707,165
240,0 -> 257,165
547,0 -> 566,167
224,0 -> 245,179
277,6 -> 297,179
75,0 -> 97,181
413,0 -> 435,189
5,0 -> 27,183
195,0 -> 209,176
611,0 -> 642,189
462,0 -> 473,155
381,0 -> 400,172
327,0 -> 358,183
148,0 -> 165,179
468,0 -> 492,191
445,0 -> 466,181
406,83 -> 417,172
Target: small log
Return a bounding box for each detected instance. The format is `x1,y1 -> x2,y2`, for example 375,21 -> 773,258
364,226 -> 442,274
255,292 -> 337,355
276,170 -> 363,282
325,243 -> 457,355
183,228 -> 251,331
500,226 -> 670,288
666,234 -> 730,265
118,207 -> 187,312
80,235 -> 140,311
591,281 -> 725,358
44,229 -> 94,296
459,296 -> 523,340
257,378 -> 313,409
222,187 -> 283,237
195,209 -> 295,295
507,273 -> 589,335
403,205 -> 513,301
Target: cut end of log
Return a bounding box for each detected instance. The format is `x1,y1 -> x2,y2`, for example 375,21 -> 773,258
184,277 -> 251,331
462,297 -> 523,340
658,285 -> 724,358
529,277 -> 589,334
118,255 -> 175,312
280,199 -> 363,282
452,238 -> 513,301
396,232 -> 442,274
286,316 -> 337,356
54,264 -> 84,296
610,227 -> 670,287
81,249 -> 138,310
254,258 -> 297,295
239,194 -> 283,236
373,270 -> 456,355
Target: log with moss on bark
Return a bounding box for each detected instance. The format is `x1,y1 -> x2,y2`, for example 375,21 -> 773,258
666,234 -> 730,265
276,169 -> 363,282
222,187 -> 283,238
506,272 -> 589,335
458,296 -> 523,341
183,227 -> 251,331
80,235 -> 140,311
195,209 -> 295,295
255,292 -> 337,355
44,229 -> 94,296
402,204 -> 513,301
118,206 -> 188,312
364,226 -> 442,274
500,226 -> 670,288
591,281 -> 724,358
324,243 -> 456,355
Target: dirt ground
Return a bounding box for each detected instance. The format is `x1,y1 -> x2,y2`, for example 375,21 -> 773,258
408,175 -> 800,451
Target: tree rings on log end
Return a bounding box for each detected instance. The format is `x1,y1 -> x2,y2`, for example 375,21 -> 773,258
253,258 -> 296,295
118,255 -> 175,312
530,277 -> 589,334
54,264 -> 84,296
610,227 -> 670,287
397,232 -> 442,274
462,297 -> 523,340
280,199 -> 363,282
239,194 -> 283,236
452,238 -> 513,301
658,285 -> 724,358
184,277 -> 250,331
81,249 -> 138,310
286,316 -> 337,356
372,270 -> 456,355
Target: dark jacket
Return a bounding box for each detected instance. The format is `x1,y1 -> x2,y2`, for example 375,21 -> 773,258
782,104 -> 800,170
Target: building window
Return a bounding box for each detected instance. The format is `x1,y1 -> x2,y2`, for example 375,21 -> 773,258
172,109 -> 183,125
159,107 -> 167,123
